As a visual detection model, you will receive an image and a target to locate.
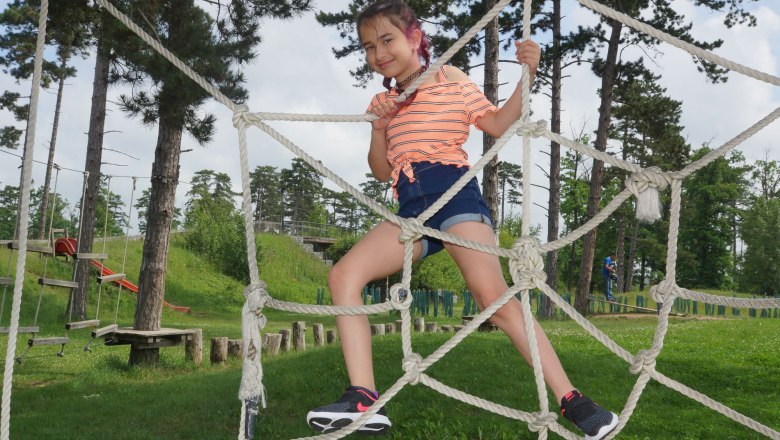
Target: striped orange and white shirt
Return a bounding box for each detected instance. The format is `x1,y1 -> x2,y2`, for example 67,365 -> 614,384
367,66 -> 497,197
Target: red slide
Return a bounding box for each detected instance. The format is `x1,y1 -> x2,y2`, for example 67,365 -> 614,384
55,238 -> 191,314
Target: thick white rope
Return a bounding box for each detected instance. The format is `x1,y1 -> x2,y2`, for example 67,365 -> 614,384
66,2 -> 780,440
1,1 -> 48,439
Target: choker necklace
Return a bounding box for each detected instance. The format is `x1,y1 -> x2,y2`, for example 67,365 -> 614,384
395,65 -> 427,92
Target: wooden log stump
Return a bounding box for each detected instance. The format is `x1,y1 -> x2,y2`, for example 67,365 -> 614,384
414,317 -> 425,332
279,329 -> 291,352
210,337 -> 228,365
265,334 -> 282,355
425,322 -> 437,333
454,325 -> 464,332
313,323 -> 324,346
385,323 -> 395,334
441,325 -> 453,333
185,329 -> 202,365
228,339 -> 243,358
370,324 -> 385,336
395,320 -> 403,332
293,322 -> 306,351
326,330 -> 336,344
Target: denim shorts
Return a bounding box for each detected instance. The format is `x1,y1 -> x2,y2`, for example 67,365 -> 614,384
396,162 -> 493,258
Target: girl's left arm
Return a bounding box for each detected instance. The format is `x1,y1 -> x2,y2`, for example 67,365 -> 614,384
450,40 -> 540,138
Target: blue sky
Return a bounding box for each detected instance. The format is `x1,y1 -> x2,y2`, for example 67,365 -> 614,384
1,0 -> 778,235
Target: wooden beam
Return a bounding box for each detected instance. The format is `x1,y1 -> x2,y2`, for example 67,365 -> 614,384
7,242 -> 54,254
28,337 -> 69,346
0,277 -> 11,286
98,273 -> 126,284
76,253 -> 108,260
0,326 -> 39,334
38,277 -> 78,289
92,324 -> 118,338
65,320 -> 100,330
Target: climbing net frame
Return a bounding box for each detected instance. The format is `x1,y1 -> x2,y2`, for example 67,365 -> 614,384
3,0 -> 780,440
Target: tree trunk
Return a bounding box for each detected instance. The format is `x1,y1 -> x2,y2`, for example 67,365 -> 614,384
639,251 -> 647,291
129,105 -> 182,367
574,19 -> 622,314
37,52 -> 70,240
481,0 -> 500,231
70,36 -> 110,322
615,216 -> 626,293
625,216 -> 638,291
541,0 -> 562,319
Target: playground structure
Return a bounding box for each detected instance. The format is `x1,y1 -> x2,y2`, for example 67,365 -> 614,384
2,1 -> 780,440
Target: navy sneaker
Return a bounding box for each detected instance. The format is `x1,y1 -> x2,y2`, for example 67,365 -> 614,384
560,390 -> 618,440
306,386 -> 391,435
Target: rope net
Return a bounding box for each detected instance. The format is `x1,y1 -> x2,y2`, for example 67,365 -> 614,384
3,0 -> 779,440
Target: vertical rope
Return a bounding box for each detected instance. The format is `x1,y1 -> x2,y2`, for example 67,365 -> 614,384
115,178 -> 136,324
46,165 -> 61,243
68,171 -> 90,323
1,1 -> 48,438
31,165 -> 61,327
94,176 -> 112,320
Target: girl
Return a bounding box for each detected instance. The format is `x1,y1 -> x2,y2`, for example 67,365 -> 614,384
307,1 -> 618,439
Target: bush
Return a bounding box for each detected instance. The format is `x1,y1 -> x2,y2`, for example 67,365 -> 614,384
184,203 -> 251,283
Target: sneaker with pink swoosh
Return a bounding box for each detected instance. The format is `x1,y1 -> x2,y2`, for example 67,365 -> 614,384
307,386 -> 392,435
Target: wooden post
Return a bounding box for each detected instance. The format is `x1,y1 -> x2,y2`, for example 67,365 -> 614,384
326,330 -> 336,344
370,324 -> 385,336
266,334 -> 282,355
210,337 -> 228,365
313,323 -> 324,346
425,322 -> 437,333
293,321 -> 306,351
395,320 -> 403,332
228,339 -> 243,358
185,329 -> 202,365
414,317 -> 425,332
441,325 -> 453,333
454,325 -> 463,332
385,323 -> 395,334
279,329 -> 291,352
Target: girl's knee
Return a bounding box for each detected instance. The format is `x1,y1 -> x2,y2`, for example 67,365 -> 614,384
328,262 -> 362,303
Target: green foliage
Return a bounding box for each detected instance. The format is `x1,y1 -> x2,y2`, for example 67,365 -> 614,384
325,233 -> 361,263
135,187 -> 182,234
739,198 -> 780,296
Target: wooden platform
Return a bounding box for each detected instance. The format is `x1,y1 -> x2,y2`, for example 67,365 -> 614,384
98,273 -> 125,284
92,324 -> 118,338
38,277 -> 78,289
0,326 -> 39,334
103,327 -> 197,349
7,242 -> 54,254
0,277 -> 11,286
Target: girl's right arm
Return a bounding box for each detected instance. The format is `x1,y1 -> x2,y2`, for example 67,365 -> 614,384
366,98 -> 398,182
368,127 -> 392,181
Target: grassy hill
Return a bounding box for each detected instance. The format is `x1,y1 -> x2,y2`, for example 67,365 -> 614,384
0,234 -> 777,439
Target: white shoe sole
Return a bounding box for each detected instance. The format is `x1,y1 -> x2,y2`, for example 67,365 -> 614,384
306,410 -> 391,434
585,412 -> 619,440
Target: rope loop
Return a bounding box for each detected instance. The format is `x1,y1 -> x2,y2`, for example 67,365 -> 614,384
398,218 -> 424,243
389,283 -> 412,310
516,119 -> 548,138
649,279 -> 681,304
630,349 -> 657,375
402,353 -> 424,385
527,411 -> 557,432
232,104 -> 251,128
509,236 -> 546,288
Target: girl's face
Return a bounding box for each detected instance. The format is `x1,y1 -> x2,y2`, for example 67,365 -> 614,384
359,16 -> 421,80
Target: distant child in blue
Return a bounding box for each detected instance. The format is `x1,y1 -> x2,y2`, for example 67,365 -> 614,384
603,253 -> 617,301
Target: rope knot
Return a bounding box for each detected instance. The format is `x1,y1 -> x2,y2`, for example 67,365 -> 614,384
509,236 -> 546,289
626,166 -> 671,223
630,349 -> 657,375
232,104 -> 251,128
389,283 -> 413,310
516,119 -> 548,138
402,353 -> 424,385
398,218 -> 424,243
649,279 -> 680,304
527,411 -> 557,432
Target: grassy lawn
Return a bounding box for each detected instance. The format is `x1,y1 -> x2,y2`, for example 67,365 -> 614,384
0,235 -> 778,439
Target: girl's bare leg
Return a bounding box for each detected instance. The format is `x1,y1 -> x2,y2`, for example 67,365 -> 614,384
329,220 -> 423,391
443,221 -> 574,402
